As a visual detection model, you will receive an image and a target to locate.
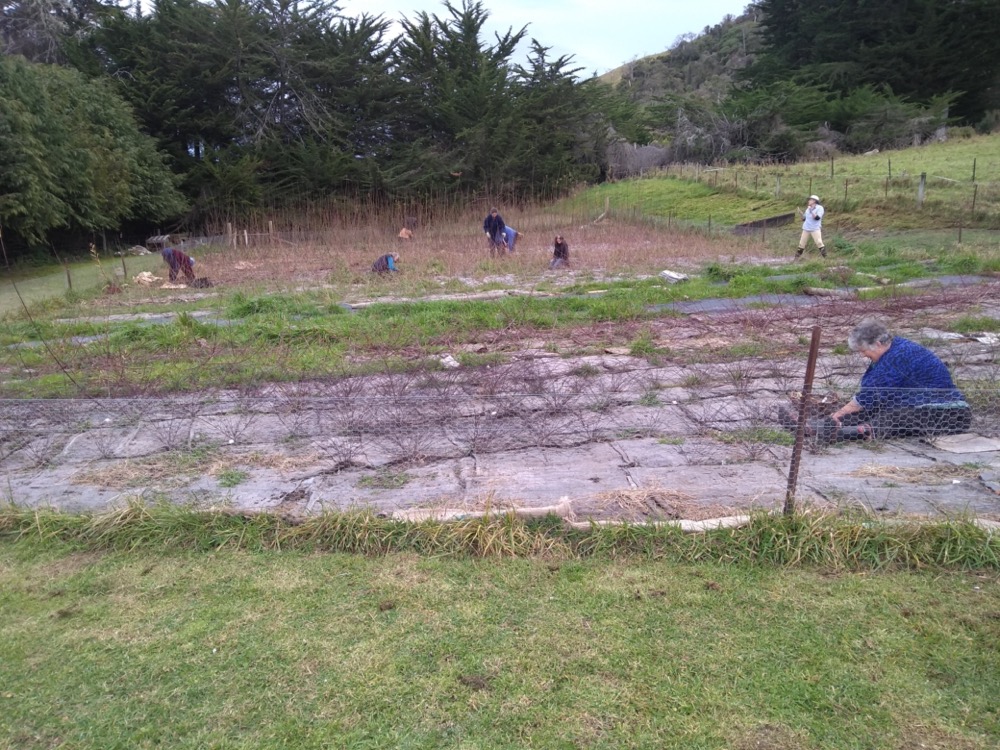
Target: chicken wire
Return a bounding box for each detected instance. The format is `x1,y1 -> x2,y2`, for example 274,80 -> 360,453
1,376 -> 997,471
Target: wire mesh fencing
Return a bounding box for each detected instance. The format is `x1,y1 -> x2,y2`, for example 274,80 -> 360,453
2,370 -> 997,476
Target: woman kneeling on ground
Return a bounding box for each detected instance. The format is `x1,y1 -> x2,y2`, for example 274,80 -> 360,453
549,235 -> 569,269
783,319 -> 971,442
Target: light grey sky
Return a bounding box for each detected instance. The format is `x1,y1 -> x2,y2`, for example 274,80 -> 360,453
335,0 -> 751,78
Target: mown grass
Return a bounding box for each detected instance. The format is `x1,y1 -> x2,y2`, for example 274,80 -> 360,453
1,514 -> 998,750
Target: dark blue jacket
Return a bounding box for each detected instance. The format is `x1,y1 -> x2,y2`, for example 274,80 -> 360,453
483,212 -> 506,240
855,337 -> 965,410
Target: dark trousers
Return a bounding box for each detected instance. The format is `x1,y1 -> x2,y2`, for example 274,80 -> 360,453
840,406 -> 971,439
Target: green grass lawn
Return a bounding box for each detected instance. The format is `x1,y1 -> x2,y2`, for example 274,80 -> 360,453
2,539 -> 998,749
0,253 -> 167,318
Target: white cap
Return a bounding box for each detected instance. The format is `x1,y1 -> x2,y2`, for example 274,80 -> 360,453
809,195 -> 820,202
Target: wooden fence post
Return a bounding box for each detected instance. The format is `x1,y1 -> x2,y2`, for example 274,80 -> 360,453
917,172 -> 926,207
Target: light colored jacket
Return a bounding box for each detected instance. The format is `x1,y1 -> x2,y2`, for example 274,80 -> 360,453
802,203 -> 824,231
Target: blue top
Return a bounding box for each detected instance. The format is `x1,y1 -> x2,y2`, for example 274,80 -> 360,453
161,247 -> 192,268
855,337 -> 965,410
802,204 -> 823,231
504,226 -> 518,251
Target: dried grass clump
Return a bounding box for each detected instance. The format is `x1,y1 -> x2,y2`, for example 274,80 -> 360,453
1,503 -> 997,570
850,463 -> 983,483
594,486 -> 697,517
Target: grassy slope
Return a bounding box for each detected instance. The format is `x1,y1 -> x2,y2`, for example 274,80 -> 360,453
2,541 -> 998,749
559,133 -> 1000,230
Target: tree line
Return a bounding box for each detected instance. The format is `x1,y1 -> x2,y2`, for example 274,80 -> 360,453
1,0 -> 648,258
2,0 -> 999,258
614,0 -> 1000,164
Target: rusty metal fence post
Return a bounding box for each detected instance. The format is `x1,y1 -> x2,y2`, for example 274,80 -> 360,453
784,326 -> 822,515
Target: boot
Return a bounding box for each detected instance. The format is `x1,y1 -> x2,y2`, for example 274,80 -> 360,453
794,248 -> 804,260
808,416 -> 838,442
835,423 -> 873,441
819,245 -> 827,258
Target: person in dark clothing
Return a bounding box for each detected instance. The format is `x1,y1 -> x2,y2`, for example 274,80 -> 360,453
549,235 -> 569,269
780,319 -> 971,441
371,253 -> 400,273
161,247 -> 195,283
483,207 -> 506,254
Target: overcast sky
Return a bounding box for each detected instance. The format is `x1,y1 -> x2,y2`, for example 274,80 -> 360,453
335,0 -> 752,78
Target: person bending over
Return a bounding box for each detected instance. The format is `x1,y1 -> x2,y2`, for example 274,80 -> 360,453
161,246 -> 196,283
371,253 -> 400,273
503,226 -> 521,253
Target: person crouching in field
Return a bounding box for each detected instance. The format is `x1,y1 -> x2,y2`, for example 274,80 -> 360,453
549,235 -> 569,268
779,319 -> 971,442
161,246 -> 196,283
371,253 -> 400,274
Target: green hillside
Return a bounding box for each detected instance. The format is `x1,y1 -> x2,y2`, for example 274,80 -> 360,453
599,10 -> 762,104
561,132 -> 1000,231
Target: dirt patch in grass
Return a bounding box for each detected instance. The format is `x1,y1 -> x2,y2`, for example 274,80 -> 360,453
895,725 -> 988,750
731,724 -> 808,750
35,551 -> 104,580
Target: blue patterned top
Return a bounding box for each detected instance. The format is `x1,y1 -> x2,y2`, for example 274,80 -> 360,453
855,337 -> 965,410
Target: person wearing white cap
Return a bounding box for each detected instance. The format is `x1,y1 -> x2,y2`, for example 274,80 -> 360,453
795,195 -> 826,259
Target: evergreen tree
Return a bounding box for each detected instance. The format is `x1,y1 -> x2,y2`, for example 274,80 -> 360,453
751,0 -> 1000,123
390,0 -> 525,195
0,56 -> 186,250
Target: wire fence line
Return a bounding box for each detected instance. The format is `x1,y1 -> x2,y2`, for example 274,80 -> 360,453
2,376 -> 998,474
